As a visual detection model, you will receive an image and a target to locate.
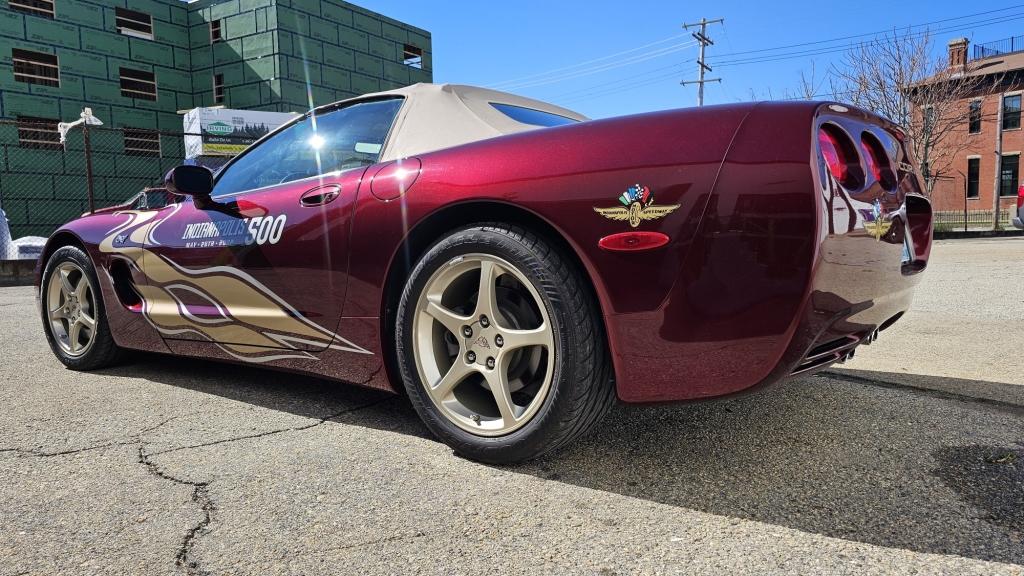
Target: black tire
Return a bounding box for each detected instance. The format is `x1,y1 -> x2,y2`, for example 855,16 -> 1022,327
395,224 -> 615,464
40,245 -> 123,371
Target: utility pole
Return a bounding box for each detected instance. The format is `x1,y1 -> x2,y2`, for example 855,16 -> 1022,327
993,100 -> 1004,230
681,17 -> 724,107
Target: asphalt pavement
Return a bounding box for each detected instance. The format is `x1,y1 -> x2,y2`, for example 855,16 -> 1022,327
0,238 -> 1022,575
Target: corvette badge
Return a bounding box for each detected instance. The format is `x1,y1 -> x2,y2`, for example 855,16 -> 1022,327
594,184 -> 679,228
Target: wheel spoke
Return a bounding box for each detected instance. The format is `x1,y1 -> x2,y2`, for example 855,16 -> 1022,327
79,312 -> 96,330
49,307 -> 67,321
73,275 -> 89,300
484,360 -> 519,427
429,360 -> 474,401
58,268 -> 74,297
474,260 -> 502,323
424,298 -> 472,337
68,320 -> 83,353
501,324 -> 552,352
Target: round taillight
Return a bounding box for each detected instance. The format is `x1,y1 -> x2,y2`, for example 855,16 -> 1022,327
861,133 -> 897,191
818,125 -> 862,189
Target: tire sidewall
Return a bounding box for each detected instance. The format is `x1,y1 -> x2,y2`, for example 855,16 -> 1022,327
396,226 -> 592,462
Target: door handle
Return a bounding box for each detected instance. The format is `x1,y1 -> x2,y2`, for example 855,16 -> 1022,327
299,185 -> 341,207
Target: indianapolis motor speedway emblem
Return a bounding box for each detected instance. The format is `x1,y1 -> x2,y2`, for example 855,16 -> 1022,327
593,184 -> 679,228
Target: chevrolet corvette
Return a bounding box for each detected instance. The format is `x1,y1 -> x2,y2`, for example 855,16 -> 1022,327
36,84 -> 933,463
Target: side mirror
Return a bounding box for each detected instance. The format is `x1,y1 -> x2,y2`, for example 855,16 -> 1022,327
164,165 -> 213,198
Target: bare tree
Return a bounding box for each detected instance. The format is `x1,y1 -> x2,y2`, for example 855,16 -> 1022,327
788,61 -> 831,100
830,29 -> 1001,195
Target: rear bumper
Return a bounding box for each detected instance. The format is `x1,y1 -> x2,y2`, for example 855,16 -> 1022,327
609,220 -> 927,403
1014,214 -> 1023,229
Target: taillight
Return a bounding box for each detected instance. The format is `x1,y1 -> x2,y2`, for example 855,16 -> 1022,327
818,125 -> 862,189
1018,184 -> 1024,210
861,133 -> 897,190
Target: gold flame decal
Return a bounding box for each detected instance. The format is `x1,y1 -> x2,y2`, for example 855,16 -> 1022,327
101,209 -> 371,363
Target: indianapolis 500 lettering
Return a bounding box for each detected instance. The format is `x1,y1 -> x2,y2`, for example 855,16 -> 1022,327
182,215 -> 287,247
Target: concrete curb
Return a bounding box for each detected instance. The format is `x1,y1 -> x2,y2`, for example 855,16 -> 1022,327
933,229 -> 1023,239
0,259 -> 38,287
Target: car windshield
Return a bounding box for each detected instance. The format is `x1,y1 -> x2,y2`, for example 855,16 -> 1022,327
213,98 -> 404,197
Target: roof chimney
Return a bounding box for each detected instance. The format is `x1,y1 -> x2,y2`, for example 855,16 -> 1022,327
948,38 -> 969,70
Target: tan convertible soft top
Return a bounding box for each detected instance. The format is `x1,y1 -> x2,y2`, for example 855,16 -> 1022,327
358,83 -> 589,162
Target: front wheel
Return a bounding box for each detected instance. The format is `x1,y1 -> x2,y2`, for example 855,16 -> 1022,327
40,246 -> 123,370
395,224 -> 614,464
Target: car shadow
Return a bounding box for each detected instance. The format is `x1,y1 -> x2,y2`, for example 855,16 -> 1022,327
99,354 -> 1024,565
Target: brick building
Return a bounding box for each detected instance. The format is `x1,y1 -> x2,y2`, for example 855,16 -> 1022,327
928,37 -> 1024,223
0,0 -> 432,237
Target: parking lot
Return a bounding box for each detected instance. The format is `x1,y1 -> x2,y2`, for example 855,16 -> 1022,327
1,237 -> 1022,576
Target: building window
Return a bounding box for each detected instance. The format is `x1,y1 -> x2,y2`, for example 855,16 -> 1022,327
1002,95 -> 1021,130
115,7 -> 153,40
403,44 -> 423,68
120,68 -> 157,101
1000,154 -> 1019,197
213,73 -> 225,104
210,19 -> 223,43
12,48 -> 59,87
17,117 -> 62,150
968,101 -> 982,134
966,158 -> 980,199
124,128 -> 161,157
8,0 -> 54,18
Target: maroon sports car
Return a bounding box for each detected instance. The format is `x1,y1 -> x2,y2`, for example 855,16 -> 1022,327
36,84 -> 933,463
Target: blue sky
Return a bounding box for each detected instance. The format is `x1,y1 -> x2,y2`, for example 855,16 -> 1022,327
361,1 -> 1024,118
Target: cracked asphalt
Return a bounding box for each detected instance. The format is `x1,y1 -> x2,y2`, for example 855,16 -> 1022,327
2,238 -> 1023,575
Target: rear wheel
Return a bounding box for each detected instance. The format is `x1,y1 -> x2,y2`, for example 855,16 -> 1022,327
396,224 -> 614,464
40,246 -> 122,370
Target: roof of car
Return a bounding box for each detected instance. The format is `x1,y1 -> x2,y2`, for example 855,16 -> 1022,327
347,83 -> 589,162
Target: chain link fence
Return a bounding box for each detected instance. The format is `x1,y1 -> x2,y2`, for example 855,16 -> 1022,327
0,118 -> 203,240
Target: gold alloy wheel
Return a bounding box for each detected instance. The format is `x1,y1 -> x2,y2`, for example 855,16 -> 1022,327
412,253 -> 555,437
45,261 -> 97,357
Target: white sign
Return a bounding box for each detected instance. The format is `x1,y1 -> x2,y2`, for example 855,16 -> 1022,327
183,108 -> 297,158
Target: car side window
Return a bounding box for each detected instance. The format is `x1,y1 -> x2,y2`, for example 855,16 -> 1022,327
212,97 -> 404,197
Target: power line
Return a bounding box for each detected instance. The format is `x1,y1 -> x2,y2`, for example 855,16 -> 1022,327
560,68 -> 689,106
485,32 -> 692,89
552,62 -> 688,103
680,17 -> 724,107
710,9 -> 1024,68
549,5 -> 1024,108
496,40 -> 697,91
707,4 -> 1024,61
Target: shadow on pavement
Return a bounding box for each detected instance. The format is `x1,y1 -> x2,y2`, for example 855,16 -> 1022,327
100,354 -> 1024,565
830,367 -> 1024,409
